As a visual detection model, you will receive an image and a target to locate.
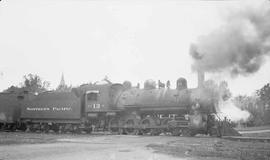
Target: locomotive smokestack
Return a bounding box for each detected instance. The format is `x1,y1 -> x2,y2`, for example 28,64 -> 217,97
197,70 -> 205,88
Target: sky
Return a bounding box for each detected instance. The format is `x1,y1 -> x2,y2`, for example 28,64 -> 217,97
0,0 -> 269,96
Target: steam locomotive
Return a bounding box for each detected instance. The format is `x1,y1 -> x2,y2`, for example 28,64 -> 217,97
0,74 -> 226,136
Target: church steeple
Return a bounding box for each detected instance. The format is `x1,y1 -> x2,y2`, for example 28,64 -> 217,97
59,73 -> 65,87
56,73 -> 70,92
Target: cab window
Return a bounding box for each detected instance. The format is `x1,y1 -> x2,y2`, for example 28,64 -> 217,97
87,92 -> 98,101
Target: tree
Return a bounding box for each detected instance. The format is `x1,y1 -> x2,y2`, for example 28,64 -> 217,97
256,83 -> 270,124
21,74 -> 50,94
3,85 -> 21,93
256,83 -> 270,110
233,95 -> 264,126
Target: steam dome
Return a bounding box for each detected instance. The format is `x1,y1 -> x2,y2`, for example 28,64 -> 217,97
144,79 -> 156,90
176,77 -> 187,90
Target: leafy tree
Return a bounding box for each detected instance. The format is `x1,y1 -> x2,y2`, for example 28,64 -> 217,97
233,95 -> 264,126
256,83 -> 270,110
21,74 -> 50,94
3,74 -> 50,94
256,83 -> 270,124
231,82 -> 270,126
3,85 -> 21,93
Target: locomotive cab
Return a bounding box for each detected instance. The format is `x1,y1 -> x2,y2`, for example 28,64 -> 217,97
81,83 -> 124,131
84,85 -> 115,114
85,90 -> 100,112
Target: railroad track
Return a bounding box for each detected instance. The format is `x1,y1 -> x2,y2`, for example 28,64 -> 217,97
222,136 -> 270,143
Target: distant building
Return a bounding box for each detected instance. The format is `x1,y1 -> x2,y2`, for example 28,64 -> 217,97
56,73 -> 71,92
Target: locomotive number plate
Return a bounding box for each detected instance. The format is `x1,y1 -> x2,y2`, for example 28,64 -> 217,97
93,104 -> 101,109
87,104 -> 101,109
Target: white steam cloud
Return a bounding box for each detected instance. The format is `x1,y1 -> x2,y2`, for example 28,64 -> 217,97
217,100 -> 250,122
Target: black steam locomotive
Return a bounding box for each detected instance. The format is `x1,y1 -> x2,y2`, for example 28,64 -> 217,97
0,75 -> 236,137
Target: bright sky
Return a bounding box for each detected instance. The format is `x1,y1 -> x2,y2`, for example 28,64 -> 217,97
0,0 -> 269,96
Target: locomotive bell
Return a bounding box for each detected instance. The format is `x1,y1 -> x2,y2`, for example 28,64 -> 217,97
176,78 -> 187,90
144,79 -> 156,90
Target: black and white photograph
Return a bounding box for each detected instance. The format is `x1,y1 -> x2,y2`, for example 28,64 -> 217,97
0,0 -> 270,159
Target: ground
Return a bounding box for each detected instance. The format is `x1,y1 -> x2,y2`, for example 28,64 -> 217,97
0,131 -> 270,160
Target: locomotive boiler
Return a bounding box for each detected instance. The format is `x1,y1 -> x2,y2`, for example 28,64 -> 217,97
107,76 -> 217,136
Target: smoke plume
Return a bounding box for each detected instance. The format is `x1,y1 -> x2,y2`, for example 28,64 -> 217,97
190,1 -> 270,76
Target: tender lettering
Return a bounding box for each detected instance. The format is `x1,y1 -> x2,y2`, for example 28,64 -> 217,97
27,107 -> 72,111
53,107 -> 72,111
27,107 -> 50,111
